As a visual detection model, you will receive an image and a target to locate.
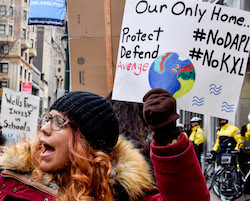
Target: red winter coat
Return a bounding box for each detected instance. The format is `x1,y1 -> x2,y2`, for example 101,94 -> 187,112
0,134 -> 209,201
142,133 -> 210,201
0,170 -> 56,201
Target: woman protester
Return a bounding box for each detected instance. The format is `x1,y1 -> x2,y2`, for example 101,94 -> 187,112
0,89 -> 209,201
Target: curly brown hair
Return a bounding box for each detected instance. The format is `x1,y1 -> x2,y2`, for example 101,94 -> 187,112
31,128 -> 114,201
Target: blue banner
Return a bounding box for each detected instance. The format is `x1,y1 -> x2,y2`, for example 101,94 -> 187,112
28,0 -> 66,26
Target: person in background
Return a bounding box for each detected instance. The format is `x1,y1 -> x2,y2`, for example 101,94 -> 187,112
0,126 -> 6,147
241,113 -> 250,141
0,125 -> 5,173
176,123 -> 188,138
0,90 -> 209,201
105,92 -> 153,167
212,118 -> 244,154
189,117 -> 205,166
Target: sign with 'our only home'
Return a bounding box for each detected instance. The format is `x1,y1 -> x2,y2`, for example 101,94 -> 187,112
112,0 -> 250,121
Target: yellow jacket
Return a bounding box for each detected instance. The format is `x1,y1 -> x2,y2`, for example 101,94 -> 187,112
213,123 -> 244,151
189,125 -> 205,146
183,132 -> 188,138
246,123 -> 250,141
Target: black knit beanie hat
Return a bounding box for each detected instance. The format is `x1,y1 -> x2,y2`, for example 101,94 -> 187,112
50,91 -> 119,153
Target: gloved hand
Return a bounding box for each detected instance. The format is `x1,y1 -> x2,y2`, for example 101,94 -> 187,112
143,88 -> 180,145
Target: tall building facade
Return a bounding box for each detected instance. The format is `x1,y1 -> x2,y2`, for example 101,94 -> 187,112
0,0 -> 37,109
33,25 -> 66,116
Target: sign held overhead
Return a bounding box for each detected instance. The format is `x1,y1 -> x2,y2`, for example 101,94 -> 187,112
112,0 -> 250,121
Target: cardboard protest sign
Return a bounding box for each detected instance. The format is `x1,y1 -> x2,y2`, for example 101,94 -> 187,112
112,0 -> 250,121
67,0 -> 125,97
1,88 -> 39,144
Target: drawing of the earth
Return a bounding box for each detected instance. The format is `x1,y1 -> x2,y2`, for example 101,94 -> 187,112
149,52 -> 196,99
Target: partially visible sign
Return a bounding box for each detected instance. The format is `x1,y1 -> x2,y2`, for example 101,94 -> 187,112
28,0 -> 66,26
22,82 -> 32,94
1,88 -> 39,144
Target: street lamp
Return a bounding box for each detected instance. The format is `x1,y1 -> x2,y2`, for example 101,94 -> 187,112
61,23 -> 70,94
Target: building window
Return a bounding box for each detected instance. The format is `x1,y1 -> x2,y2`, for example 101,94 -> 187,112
30,39 -> 34,48
28,72 -> 30,81
9,6 -> 13,17
0,82 -> 7,88
8,25 -> 12,35
0,63 -> 8,73
3,45 -> 8,54
0,25 -> 5,35
23,10 -> 27,21
0,44 -> 9,54
24,0 -> 27,2
22,29 -> 26,39
24,69 -> 27,78
19,81 -> 22,91
58,68 -> 61,72
0,5 -> 6,16
20,66 -> 22,76
21,49 -> 24,57
25,52 -> 27,61
31,25 -> 35,32
58,60 -> 61,64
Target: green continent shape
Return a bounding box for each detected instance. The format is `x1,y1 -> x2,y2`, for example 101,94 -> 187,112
179,70 -> 195,80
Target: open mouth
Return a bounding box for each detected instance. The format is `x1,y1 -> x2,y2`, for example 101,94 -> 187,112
41,142 -> 55,158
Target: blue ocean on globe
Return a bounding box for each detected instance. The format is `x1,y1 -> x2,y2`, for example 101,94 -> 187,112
149,52 -> 194,96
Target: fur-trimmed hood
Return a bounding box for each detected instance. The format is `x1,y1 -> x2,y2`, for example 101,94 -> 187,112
0,136 -> 154,200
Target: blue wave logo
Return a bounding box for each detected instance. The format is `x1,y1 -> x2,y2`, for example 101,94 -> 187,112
221,102 -> 234,113
192,96 -> 204,106
209,84 -> 222,95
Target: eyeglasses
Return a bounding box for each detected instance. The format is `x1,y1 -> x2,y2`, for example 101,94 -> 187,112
41,114 -> 69,131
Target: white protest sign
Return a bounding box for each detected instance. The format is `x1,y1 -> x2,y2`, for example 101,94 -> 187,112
1,88 -> 39,144
112,0 -> 250,121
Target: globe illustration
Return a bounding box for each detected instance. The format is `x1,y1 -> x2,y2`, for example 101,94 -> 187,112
149,52 -> 196,99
